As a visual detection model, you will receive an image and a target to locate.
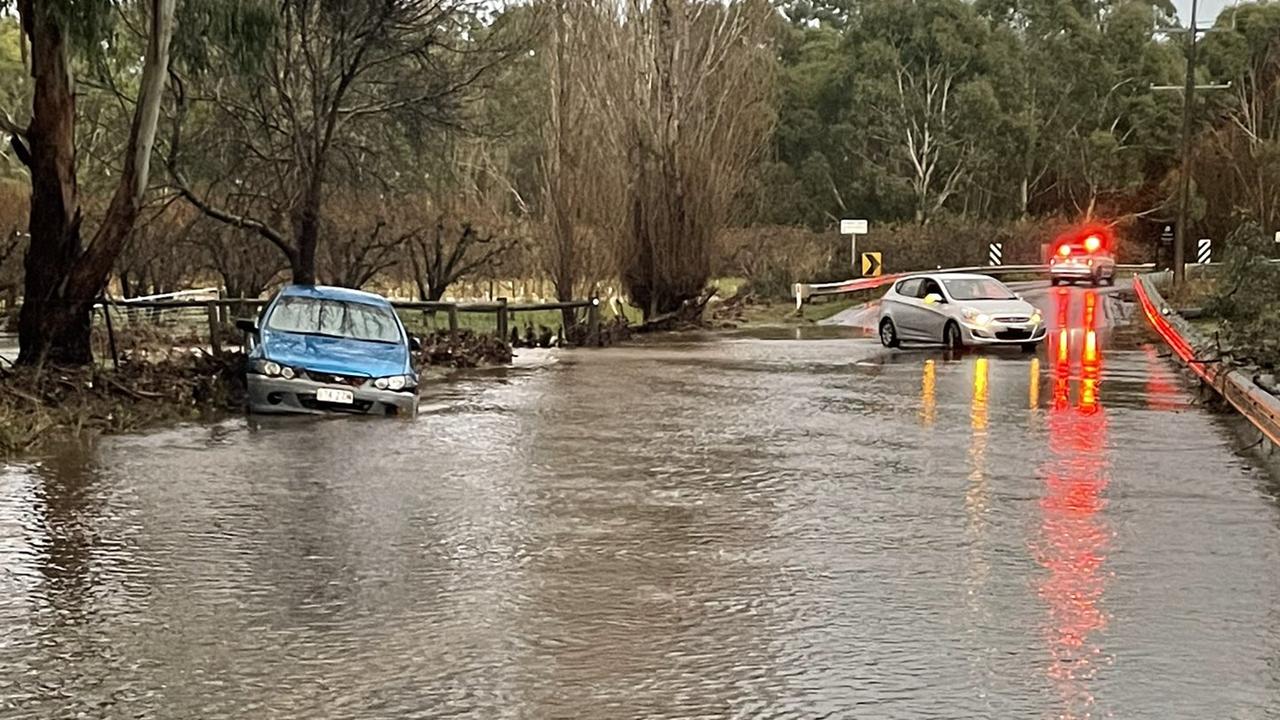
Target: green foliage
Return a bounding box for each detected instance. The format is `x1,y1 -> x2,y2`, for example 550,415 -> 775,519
1206,223 -> 1280,369
757,0 -> 1187,228
0,17 -> 26,180
173,0 -> 277,74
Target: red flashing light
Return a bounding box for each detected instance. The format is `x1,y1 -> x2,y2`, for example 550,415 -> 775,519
1084,235 -> 1102,253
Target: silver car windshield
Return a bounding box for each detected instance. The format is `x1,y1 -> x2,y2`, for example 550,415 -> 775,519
266,297 -> 402,343
942,278 -> 1017,301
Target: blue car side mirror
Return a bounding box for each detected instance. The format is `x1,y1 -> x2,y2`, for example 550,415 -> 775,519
408,335 -> 422,352
236,317 -> 259,334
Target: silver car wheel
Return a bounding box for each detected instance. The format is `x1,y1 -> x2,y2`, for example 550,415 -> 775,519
879,318 -> 898,348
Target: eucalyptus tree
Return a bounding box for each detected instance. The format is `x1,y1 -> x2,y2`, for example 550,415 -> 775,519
1198,2 -> 1280,237
0,0 -> 177,365
846,0 -> 996,224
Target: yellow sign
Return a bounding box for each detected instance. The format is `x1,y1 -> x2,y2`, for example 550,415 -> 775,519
861,251 -> 883,277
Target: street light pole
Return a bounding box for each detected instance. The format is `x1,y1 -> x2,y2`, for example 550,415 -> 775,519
1153,1 -> 1233,286
1172,0 -> 1198,288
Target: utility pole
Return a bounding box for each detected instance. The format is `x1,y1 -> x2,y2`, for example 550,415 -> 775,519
1153,0 -> 1231,288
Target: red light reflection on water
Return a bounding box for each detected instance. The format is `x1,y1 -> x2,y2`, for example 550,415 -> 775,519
1036,289 -> 1111,718
1142,344 -> 1181,412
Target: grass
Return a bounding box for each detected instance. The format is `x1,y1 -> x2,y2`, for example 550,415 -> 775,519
1156,275 -> 1217,309
718,293 -> 875,327
396,303 -> 644,338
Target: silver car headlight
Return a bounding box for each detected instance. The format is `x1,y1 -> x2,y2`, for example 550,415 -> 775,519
961,307 -> 991,326
1030,311 -> 1043,325
374,377 -> 390,390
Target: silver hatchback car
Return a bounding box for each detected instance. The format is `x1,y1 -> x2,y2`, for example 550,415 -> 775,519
877,273 -> 1046,351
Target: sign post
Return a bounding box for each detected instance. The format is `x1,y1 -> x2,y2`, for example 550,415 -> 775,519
1159,223 -> 1175,269
841,219 -> 869,271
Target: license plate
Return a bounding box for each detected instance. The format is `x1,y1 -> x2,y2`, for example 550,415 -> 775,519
316,387 -> 354,404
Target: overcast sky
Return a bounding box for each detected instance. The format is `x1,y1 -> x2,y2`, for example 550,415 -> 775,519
1171,0 -> 1243,26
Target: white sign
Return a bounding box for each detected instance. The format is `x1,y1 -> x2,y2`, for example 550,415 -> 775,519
988,242 -> 1003,266
840,219 -> 869,235
1197,238 -> 1212,264
1275,230 -> 1280,244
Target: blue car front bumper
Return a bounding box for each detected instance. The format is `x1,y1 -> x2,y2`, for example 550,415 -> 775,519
246,375 -> 418,416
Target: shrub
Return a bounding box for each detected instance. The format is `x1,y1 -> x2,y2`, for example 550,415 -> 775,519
1205,222 -> 1280,369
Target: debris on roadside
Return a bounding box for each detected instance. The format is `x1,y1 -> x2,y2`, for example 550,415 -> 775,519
416,329 -> 513,368
0,352 -> 247,457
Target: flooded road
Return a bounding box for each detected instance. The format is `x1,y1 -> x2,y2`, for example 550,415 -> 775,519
4,287 -> 1280,718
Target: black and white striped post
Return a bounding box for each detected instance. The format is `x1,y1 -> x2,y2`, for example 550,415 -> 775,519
1197,238 -> 1212,264
987,242 -> 1003,266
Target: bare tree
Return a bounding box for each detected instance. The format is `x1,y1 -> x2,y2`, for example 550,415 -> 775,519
168,0 -> 521,286
116,203 -> 200,298
408,220 -> 514,301
320,199 -> 416,290
537,0 -> 619,325
590,0 -> 776,319
193,221 -> 286,301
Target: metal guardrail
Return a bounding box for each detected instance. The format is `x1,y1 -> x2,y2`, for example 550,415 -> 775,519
1134,273 -> 1280,450
792,263 -> 1159,309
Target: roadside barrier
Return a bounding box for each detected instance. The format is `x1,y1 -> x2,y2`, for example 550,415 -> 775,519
1134,273 -> 1280,450
793,263 -> 1157,309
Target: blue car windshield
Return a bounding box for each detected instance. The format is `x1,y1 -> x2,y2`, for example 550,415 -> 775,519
266,297 -> 402,344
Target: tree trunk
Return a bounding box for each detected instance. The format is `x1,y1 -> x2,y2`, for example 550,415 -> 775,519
17,0 -> 86,366
17,0 -> 176,367
291,170 -> 323,285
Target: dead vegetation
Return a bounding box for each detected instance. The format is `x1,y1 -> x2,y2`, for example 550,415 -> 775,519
416,330 -> 514,368
0,352 -> 247,456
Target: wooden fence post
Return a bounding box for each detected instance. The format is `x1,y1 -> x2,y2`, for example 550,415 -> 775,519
207,300 -> 222,357
101,301 -> 119,371
447,304 -> 459,332
588,296 -> 601,347
496,297 -> 509,345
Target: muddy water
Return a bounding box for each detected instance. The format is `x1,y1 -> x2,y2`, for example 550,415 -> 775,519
3,287 -> 1280,718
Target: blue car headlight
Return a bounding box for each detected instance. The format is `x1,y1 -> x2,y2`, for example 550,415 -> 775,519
373,375 -> 413,391
250,359 -> 282,377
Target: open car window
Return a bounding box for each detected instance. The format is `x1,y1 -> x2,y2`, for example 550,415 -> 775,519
267,297 -> 402,344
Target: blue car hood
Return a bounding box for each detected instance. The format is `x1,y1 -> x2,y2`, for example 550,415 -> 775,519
259,330 -> 409,378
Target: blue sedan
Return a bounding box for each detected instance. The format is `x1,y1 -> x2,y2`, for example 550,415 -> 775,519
241,285 -> 420,416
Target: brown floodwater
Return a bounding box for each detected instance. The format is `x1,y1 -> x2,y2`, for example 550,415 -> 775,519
2,286 -> 1280,718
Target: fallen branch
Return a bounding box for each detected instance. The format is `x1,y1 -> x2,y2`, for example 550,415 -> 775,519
635,287 -> 719,333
